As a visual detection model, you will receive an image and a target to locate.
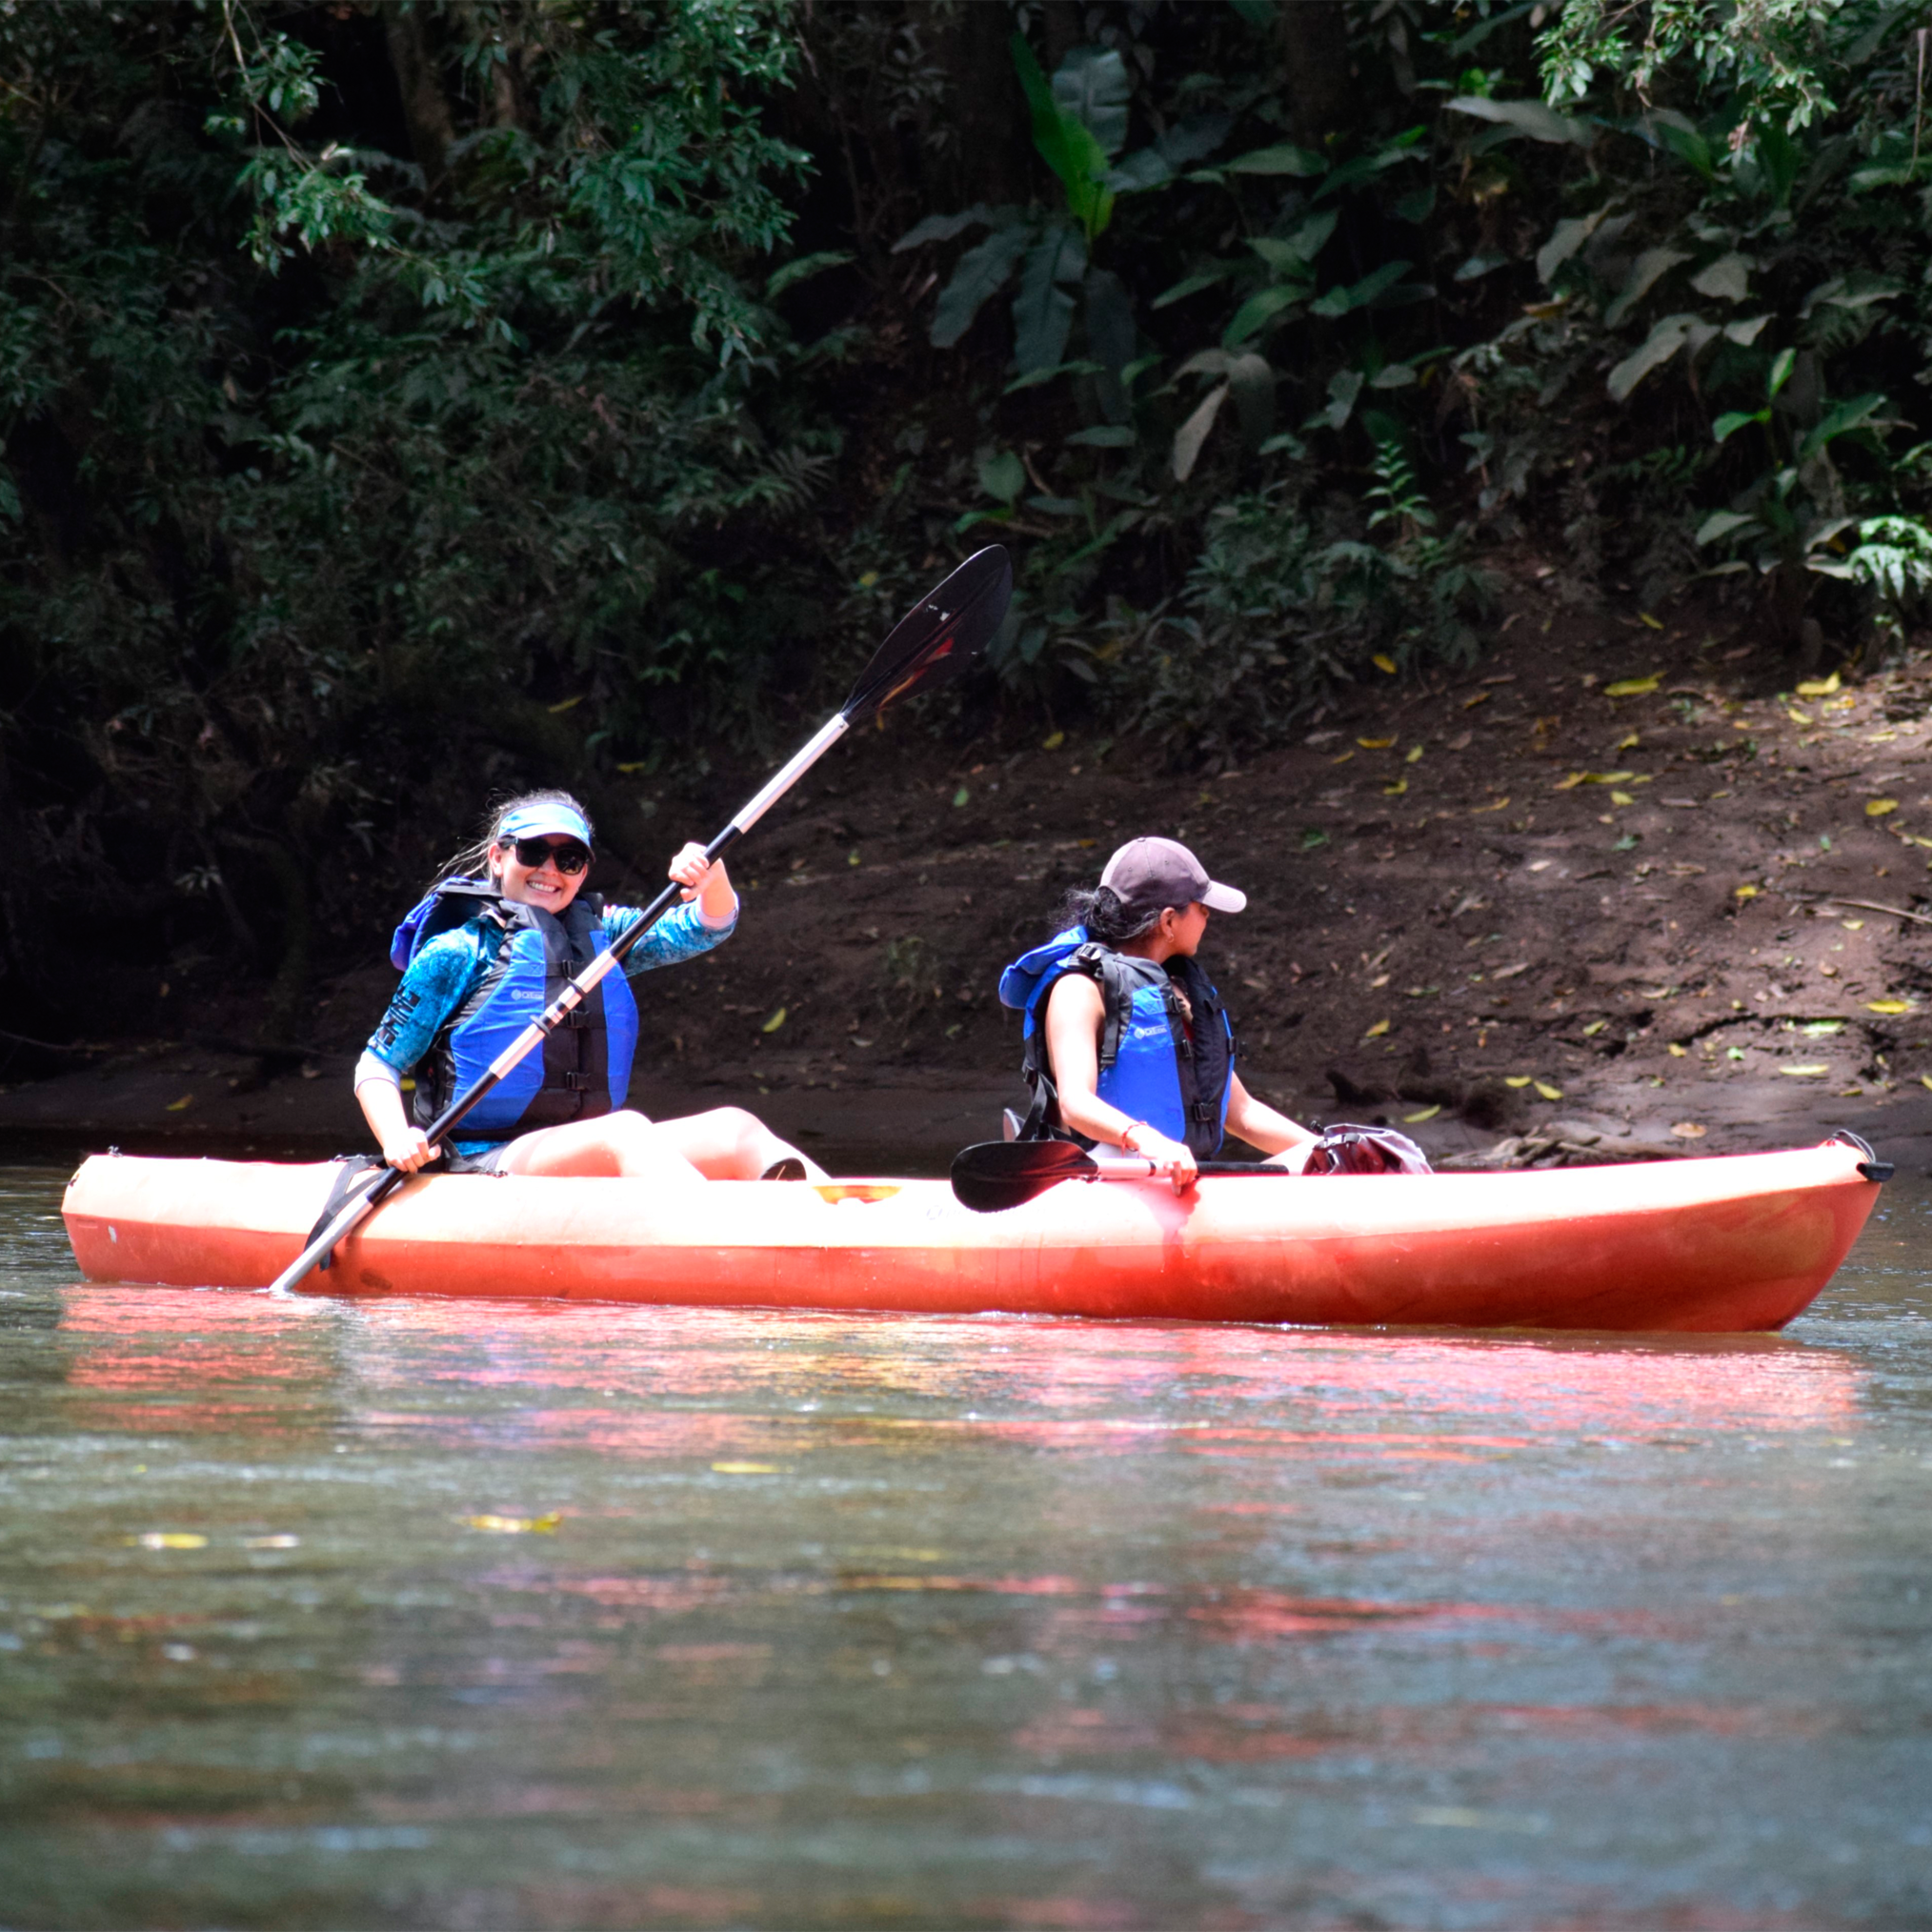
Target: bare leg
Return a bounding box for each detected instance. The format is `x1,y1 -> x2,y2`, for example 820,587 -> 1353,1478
652,1107 -> 830,1181
495,1108 -> 827,1182
497,1112 -> 705,1184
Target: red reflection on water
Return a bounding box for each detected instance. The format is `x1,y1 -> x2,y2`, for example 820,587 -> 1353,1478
56,1287 -> 1862,1456
335,1298 -> 1860,1436
58,1286 -> 328,1434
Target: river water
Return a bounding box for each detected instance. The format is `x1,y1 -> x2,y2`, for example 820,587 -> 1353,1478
1,1159 -> 1929,1930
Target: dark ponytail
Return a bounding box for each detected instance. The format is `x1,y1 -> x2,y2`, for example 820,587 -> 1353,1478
1051,882 -> 1163,947
431,789 -> 595,890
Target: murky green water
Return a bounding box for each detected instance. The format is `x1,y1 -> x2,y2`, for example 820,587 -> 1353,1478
2,1161 -> 1930,1930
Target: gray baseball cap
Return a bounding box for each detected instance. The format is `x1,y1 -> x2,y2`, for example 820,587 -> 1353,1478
1099,836 -> 1247,916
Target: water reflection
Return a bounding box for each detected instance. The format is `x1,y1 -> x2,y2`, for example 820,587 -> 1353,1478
3,1169 -> 1929,1928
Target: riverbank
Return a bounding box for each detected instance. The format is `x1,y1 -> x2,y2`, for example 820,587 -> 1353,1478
10,549 -> 1932,1174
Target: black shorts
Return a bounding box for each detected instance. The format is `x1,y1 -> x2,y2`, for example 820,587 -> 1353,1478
439,1143 -> 513,1176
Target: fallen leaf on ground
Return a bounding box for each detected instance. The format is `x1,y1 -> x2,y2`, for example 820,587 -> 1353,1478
1617,733 -> 1640,750
761,1007 -> 787,1033
1796,673 -> 1841,697
166,1095 -> 193,1112
1463,692 -> 1490,710
1364,1018 -> 1391,1038
1330,750 -> 1355,764
1787,708 -> 1813,725
1358,735 -> 1395,749
952,785 -> 970,806
1639,613 -> 1663,630
1734,884 -> 1760,899
464,1513 -> 561,1534
1405,744 -> 1424,763
244,1535 -> 299,1549
127,1532 -> 208,1550
1610,790 -> 1635,806
1383,777 -> 1408,796
1780,1063 -> 1830,1078
1604,674 -> 1661,697
1866,999 -> 1913,1014
1534,1081 -> 1564,1100
1473,796 -> 1510,813
1554,772 -> 1586,791
1403,1104 -> 1441,1123
1373,654 -> 1398,674
711,1462 -> 780,1476
1581,1019 -> 1607,1036
1504,1076 -> 1533,1088
1670,1122 -> 1706,1138
1041,730 -> 1065,750
1921,1073 -> 1932,1092
1668,1043 -> 1688,1057
1582,771 -> 1638,785
1866,798 -> 1899,817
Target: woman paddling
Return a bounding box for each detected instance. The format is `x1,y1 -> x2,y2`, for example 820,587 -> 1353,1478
354,791 -> 824,1183
998,836 -> 1317,1190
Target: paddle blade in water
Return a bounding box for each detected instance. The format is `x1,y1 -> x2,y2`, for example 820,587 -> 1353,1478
950,1137 -> 1096,1213
842,546 -> 1012,726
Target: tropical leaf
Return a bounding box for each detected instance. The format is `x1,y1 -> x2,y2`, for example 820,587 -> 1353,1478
1051,46 -> 1132,157
1225,142 -> 1325,176
1223,285 -> 1302,346
1309,260 -> 1412,317
892,207 -> 994,252
1173,383 -> 1229,481
1535,207 -> 1611,283
1012,34 -> 1115,240
1603,247 -> 1692,328
1696,510 -> 1758,546
765,251 -> 852,298
930,222 -> 1032,349
1448,95 -> 1591,146
1012,225 -> 1085,374
1689,252 -> 1752,303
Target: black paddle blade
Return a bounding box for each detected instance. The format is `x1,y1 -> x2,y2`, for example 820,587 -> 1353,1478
950,1137 -> 1097,1214
842,546 -> 1012,726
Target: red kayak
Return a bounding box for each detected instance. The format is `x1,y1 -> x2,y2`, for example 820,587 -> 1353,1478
61,1137 -> 1882,1332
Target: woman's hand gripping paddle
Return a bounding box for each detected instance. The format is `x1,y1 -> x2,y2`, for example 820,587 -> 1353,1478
271,547 -> 1015,1295
949,1139 -> 1283,1214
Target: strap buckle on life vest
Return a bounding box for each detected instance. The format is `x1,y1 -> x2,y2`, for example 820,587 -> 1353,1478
562,1071 -> 594,1092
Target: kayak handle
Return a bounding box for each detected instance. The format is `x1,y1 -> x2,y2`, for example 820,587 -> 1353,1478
1830,1128 -> 1895,1183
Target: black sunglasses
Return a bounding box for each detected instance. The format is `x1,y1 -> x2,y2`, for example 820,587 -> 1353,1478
502,835 -> 592,875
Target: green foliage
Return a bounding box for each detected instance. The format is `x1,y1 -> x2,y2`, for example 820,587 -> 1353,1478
0,0 -> 825,1028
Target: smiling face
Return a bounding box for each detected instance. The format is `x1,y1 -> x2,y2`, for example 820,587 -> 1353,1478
490,835 -> 589,914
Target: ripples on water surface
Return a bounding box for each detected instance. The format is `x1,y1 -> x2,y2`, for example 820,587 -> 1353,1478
1,1160 -> 1930,1929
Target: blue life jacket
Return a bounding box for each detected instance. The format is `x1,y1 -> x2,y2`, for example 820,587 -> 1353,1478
389,877 -> 639,1140
997,926 -> 1237,1157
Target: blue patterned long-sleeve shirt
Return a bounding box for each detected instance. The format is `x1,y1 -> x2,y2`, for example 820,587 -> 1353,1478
364,896 -> 735,1154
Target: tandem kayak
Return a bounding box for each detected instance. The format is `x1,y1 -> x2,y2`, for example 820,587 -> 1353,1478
62,1137 -> 1885,1332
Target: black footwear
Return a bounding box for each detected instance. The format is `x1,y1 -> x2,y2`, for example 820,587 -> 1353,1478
760,1156 -> 808,1181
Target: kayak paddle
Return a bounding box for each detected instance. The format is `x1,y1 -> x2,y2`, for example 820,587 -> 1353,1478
271,545 -> 1015,1295
950,1137 -> 1283,1214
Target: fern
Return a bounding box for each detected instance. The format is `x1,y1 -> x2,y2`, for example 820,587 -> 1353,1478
1845,515 -> 1932,611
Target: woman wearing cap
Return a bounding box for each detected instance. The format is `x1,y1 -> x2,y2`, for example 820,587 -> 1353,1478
998,836 -> 1315,1189
354,789 -> 825,1184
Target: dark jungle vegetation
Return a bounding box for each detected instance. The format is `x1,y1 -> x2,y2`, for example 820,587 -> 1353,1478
5,0 -> 1932,1051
